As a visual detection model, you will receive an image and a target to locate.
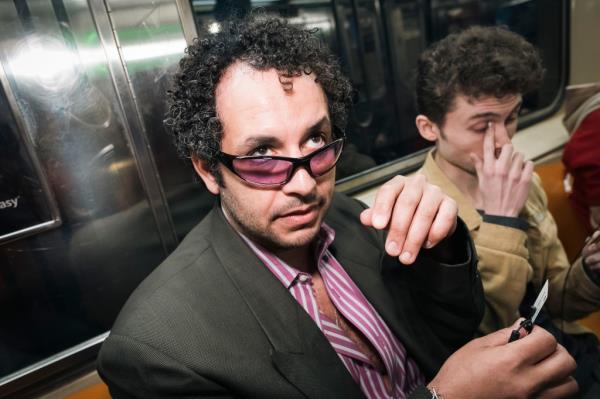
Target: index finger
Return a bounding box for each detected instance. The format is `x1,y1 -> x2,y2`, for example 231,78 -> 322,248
586,229 -> 600,245
534,376 -> 578,399
483,121 -> 495,166
530,345 -> 577,396
369,175 -> 406,230
510,325 -> 557,365
476,318 -> 526,347
582,230 -> 600,257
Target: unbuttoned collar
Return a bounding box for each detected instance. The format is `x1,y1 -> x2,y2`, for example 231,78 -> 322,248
221,202 -> 337,288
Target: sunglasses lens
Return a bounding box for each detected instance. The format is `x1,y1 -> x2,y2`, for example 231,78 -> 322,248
309,141 -> 342,176
228,139 -> 343,186
232,158 -> 292,185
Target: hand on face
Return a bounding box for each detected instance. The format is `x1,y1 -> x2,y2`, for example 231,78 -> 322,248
428,320 -> 578,399
359,174 -> 458,265
470,122 -> 534,217
583,229 -> 600,271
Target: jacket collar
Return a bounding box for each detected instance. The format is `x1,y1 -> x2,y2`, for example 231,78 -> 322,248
204,202 -> 364,398
421,150 -> 482,231
203,195 -> 425,397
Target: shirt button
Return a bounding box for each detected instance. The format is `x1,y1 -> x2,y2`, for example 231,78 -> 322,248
298,274 -> 309,283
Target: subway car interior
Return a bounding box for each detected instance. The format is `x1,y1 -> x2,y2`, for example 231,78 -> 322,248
0,0 -> 599,397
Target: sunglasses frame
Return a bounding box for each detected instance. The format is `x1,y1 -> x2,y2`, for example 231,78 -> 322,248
217,136 -> 346,187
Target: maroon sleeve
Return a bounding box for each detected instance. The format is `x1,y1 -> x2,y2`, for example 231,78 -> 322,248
563,108 -> 600,206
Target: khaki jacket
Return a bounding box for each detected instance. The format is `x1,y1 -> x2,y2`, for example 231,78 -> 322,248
420,151 -> 600,335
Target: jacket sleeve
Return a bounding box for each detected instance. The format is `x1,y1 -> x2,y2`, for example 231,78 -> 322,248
528,177 -> 600,321
98,333 -> 234,399
563,108 -> 600,205
336,193 -> 483,377
550,255 -> 600,321
473,174 -> 600,334
472,221 -> 533,335
408,218 -> 484,354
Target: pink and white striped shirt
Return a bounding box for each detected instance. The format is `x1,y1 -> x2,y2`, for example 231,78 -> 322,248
238,223 -> 425,398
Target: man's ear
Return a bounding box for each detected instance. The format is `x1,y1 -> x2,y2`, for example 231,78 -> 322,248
191,155 -> 220,195
415,115 -> 441,142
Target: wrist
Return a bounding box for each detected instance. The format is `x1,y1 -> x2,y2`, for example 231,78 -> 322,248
479,212 -> 529,231
483,209 -> 519,218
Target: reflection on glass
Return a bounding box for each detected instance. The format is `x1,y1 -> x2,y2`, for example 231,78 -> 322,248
9,36 -> 79,92
0,91 -> 56,241
428,0 -> 562,117
189,0 -> 563,180
190,0 -> 428,178
0,0 -> 166,381
108,0 -> 216,242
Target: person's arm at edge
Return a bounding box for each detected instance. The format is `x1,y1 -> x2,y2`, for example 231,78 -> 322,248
527,176 -> 600,320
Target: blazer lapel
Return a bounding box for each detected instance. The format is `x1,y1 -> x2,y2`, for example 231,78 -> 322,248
205,207 -> 363,399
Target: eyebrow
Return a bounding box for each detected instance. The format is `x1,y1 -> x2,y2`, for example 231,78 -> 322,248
468,101 -> 523,121
239,116 -> 332,151
304,116 -> 332,140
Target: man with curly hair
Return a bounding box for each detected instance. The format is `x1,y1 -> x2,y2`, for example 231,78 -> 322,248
98,17 -> 577,398
416,25 -> 600,397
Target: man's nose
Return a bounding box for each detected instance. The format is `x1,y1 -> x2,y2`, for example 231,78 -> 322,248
282,166 -> 317,196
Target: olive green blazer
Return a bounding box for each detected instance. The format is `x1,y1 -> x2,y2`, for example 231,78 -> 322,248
98,192 -> 483,398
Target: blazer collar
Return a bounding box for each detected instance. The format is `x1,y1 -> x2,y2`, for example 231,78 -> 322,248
204,204 -> 364,398
204,197 -> 432,396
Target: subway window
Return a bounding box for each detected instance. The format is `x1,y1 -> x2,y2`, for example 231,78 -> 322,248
0,0 -> 566,394
0,0 -> 181,389
426,0 -> 565,121
189,0 -> 565,180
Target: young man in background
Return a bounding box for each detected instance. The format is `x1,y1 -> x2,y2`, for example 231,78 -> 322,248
416,25 -> 600,397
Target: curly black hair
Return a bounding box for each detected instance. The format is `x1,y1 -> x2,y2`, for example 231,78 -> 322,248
164,15 -> 353,185
416,25 -> 545,125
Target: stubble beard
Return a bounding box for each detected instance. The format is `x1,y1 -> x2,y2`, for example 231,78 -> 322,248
220,189 -> 328,252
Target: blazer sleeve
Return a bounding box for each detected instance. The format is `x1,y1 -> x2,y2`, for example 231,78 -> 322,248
408,218 -> 484,348
341,193 -> 484,362
98,333 -> 233,399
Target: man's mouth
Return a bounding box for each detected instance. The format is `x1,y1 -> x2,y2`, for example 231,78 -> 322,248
277,205 -> 320,226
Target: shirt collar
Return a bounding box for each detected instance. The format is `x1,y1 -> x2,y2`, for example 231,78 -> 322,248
221,203 -> 337,289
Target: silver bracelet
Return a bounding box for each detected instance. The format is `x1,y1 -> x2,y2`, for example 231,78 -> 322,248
429,387 -> 443,399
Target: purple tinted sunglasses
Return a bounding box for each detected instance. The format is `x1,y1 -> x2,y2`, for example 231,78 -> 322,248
217,136 -> 345,187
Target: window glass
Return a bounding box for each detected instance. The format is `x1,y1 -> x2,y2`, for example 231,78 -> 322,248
0,0 -> 566,392
426,0 -> 564,119
0,0 -> 167,381
0,88 -> 58,241
189,0 -> 565,179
